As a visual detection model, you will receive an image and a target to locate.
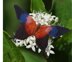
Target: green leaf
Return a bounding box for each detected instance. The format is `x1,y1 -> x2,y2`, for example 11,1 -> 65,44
54,0 -> 72,26
3,0 -> 30,35
19,47 -> 46,62
53,1 -> 72,61
31,0 -> 46,12
3,31 -> 25,62
62,19 -> 72,29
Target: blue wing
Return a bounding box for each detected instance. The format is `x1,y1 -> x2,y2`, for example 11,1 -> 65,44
14,5 -> 29,23
49,26 -> 70,38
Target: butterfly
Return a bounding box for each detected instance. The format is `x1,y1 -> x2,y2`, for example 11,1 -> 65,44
13,5 -> 70,55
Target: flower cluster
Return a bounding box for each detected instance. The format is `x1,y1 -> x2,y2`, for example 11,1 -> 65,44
13,36 -> 36,51
14,35 -> 54,56
29,11 -> 58,25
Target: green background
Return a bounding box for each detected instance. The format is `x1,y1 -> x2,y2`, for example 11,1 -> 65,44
3,0 -> 72,62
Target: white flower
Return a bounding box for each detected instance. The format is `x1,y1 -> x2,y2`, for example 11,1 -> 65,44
60,35 -> 63,38
52,37 -> 56,39
23,39 -> 28,46
38,48 -> 41,53
14,36 -> 37,51
13,39 -> 24,46
49,16 -> 56,21
26,36 -> 36,52
45,39 -> 55,56
55,17 -> 59,22
14,37 -> 55,56
26,42 -> 36,52
29,11 -> 59,25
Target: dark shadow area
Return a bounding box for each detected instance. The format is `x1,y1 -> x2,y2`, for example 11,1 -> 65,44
42,0 -> 52,12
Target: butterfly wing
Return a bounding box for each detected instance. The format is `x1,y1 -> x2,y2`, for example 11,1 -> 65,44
49,26 -> 70,38
14,5 -> 29,40
14,24 -> 28,40
34,25 -> 52,51
35,25 -> 52,39
25,16 -> 38,36
14,5 -> 29,23
14,5 -> 38,36
36,35 -> 49,52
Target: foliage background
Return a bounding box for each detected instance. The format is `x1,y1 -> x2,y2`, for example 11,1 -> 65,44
3,0 -> 72,62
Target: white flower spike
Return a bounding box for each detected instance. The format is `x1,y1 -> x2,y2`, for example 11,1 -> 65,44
45,39 -> 55,56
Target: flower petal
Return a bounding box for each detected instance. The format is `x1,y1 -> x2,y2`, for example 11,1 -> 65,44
38,48 -> 41,53
32,46 -> 36,52
50,50 -> 55,54
29,40 -> 33,44
20,41 -> 24,46
33,43 -> 36,46
26,45 -> 31,48
48,39 -> 52,45
26,37 -> 31,43
15,43 -> 20,46
23,41 -> 27,46
50,45 -> 54,48
55,17 -> 58,22
47,52 -> 50,56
